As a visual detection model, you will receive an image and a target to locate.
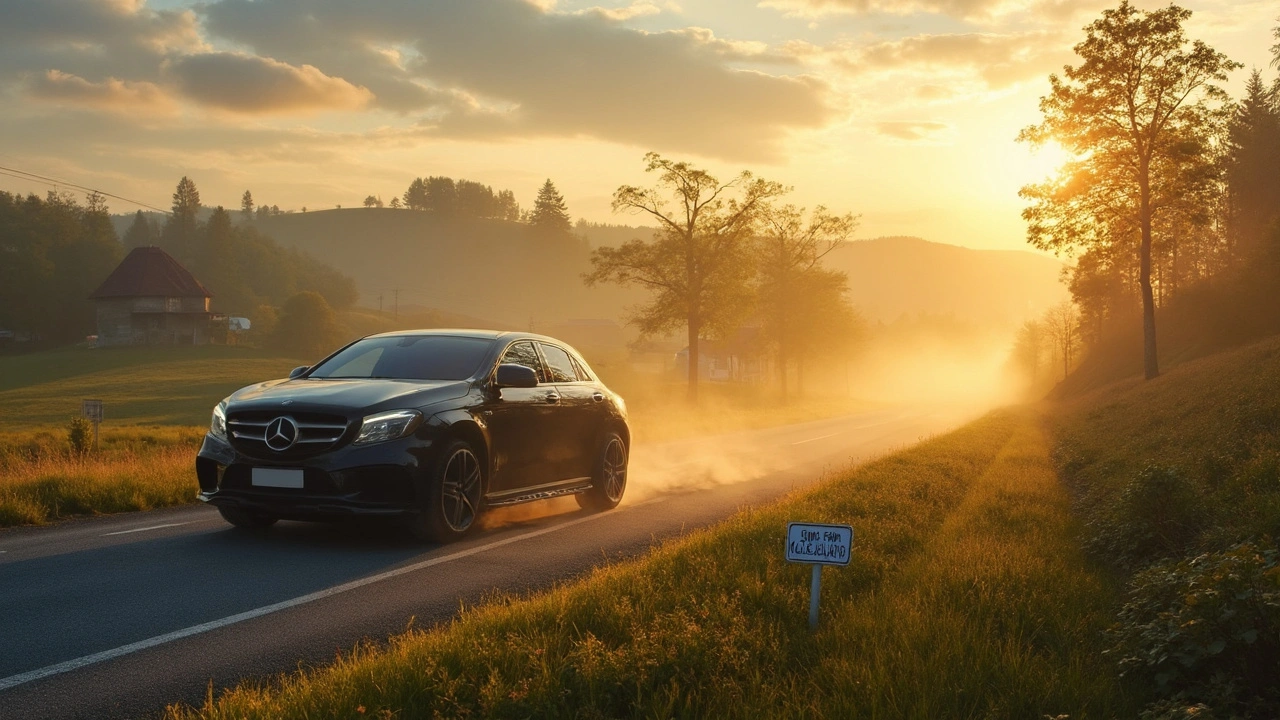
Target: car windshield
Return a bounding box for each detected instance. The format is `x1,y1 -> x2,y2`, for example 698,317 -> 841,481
307,335 -> 493,381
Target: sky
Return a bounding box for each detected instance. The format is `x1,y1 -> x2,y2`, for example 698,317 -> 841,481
0,0 -> 1275,252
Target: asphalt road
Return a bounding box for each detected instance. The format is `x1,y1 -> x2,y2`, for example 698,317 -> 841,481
0,405 -> 975,719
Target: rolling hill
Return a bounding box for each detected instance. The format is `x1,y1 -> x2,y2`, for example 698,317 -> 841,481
246,210 -> 1065,332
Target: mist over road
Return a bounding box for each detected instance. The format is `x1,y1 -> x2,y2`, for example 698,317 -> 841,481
0,405 -> 976,719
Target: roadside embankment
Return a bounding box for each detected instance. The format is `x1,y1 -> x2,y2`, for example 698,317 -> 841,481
166,408 -> 1131,719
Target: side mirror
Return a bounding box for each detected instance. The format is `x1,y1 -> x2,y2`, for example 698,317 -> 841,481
494,363 -> 538,389
288,365 -> 310,380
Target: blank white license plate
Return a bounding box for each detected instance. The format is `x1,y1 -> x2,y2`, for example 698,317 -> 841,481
251,468 -> 305,489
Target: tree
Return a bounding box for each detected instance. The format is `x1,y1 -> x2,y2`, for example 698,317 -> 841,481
496,189 -> 520,222
363,195 -> 382,208
403,178 -> 427,210
122,210 -> 155,250
1011,318 -> 1048,387
1018,1 -> 1239,380
755,204 -> 858,401
1043,301 -> 1082,380
529,179 -> 572,235
423,176 -> 457,215
1225,70 -> 1280,257
163,176 -> 202,263
240,190 -> 254,222
270,291 -> 344,358
389,197 -> 402,209
585,153 -> 786,402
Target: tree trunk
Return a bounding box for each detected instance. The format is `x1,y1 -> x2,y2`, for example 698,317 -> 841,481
686,316 -> 700,403
1139,167 -> 1160,380
778,347 -> 788,404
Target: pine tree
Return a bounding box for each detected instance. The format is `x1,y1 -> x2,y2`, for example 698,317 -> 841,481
163,176 -> 202,262
122,210 -> 155,249
529,179 -> 572,235
240,190 -> 254,222
1226,69 -> 1280,257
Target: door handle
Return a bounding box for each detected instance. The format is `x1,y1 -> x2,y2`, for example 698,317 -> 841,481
544,392 -> 560,404
592,393 -> 605,403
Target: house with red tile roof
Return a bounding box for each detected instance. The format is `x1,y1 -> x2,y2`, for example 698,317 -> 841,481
90,246 -> 214,346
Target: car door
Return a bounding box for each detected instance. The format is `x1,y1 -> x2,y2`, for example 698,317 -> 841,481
537,342 -> 600,481
483,341 -> 561,494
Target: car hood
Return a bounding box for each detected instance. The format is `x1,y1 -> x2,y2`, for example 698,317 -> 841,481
227,377 -> 471,415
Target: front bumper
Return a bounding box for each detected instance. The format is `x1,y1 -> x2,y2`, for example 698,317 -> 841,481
195,432 -> 436,520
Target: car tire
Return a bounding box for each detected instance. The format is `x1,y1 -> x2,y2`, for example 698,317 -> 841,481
409,439 -> 484,543
217,506 -> 279,529
576,432 -> 628,512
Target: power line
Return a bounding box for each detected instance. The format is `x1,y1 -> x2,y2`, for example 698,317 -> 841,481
0,164 -> 170,214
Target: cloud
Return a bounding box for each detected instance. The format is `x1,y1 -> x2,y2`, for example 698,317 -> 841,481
875,120 -> 948,140
760,0 -> 1022,21
167,53 -> 373,114
199,0 -> 831,160
25,69 -> 179,115
575,1 -> 665,21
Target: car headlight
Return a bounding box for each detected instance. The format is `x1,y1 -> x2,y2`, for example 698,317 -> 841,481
353,409 -> 423,446
210,399 -> 228,440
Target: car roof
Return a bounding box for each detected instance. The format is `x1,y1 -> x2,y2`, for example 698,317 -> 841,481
362,328 -> 566,345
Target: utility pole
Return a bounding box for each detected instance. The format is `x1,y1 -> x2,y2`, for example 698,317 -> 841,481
393,289 -> 399,318
378,293 -> 383,313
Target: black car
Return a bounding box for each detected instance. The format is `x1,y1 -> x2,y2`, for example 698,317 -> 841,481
195,329 -> 630,541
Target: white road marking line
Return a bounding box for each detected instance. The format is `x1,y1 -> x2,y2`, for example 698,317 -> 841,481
0,508 -> 614,692
101,522 -> 193,537
791,432 -> 839,445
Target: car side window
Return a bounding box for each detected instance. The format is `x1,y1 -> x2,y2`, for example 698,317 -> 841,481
499,341 -> 545,383
539,343 -> 579,383
569,354 -> 592,382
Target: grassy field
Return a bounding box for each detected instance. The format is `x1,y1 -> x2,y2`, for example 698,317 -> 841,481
0,345 -> 308,429
165,408 -> 1132,719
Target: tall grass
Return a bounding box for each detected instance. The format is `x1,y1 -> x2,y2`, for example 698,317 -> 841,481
0,425 -> 202,527
166,409 -> 1132,719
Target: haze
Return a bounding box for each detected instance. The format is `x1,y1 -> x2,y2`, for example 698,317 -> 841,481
0,0 -> 1271,252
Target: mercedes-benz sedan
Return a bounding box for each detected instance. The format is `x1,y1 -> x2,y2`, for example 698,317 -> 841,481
195,330 -> 630,541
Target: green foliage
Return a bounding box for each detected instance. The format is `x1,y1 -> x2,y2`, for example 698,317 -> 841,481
1108,543 -> 1280,714
1083,465 -> 1201,571
0,190 -> 122,343
1053,335 -> 1280,717
67,416 -> 92,455
270,292 -> 346,360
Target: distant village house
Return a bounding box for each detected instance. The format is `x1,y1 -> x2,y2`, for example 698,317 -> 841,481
90,246 -> 215,346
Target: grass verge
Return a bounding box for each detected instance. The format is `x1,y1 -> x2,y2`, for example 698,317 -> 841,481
165,408 -> 1131,719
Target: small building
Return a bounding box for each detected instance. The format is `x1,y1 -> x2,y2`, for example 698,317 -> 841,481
90,246 -> 214,346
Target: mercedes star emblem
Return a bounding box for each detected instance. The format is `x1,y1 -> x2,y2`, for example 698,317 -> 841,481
265,416 -> 299,451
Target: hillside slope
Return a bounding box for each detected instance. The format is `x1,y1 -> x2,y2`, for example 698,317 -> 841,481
827,236 -> 1067,325
256,211 -> 1066,330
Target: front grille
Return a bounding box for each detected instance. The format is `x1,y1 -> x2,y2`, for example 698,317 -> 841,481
227,411 -> 350,457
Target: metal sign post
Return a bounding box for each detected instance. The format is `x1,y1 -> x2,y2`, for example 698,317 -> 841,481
786,522 -> 854,631
81,399 -> 104,451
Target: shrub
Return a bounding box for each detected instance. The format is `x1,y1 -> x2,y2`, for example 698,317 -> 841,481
67,416 -> 92,455
1084,465 -> 1202,570
1108,542 -> 1280,716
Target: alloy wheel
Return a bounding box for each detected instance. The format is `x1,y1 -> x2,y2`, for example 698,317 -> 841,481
441,447 -> 481,532
602,438 -> 627,502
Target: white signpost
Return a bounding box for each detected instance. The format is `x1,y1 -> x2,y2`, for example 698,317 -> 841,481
786,522 -> 853,630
